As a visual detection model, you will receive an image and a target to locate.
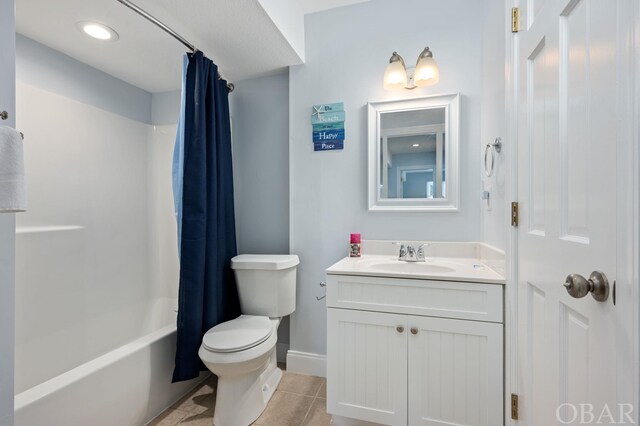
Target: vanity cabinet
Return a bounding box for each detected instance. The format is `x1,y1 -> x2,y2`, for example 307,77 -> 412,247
327,274 -> 504,426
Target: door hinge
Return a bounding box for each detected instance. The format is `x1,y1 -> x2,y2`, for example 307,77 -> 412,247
511,7 -> 520,32
511,393 -> 519,420
511,202 -> 519,227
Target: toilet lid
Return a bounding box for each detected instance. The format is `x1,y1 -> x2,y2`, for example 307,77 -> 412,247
202,315 -> 273,353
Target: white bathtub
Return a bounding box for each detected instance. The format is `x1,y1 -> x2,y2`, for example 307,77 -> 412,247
14,299 -> 206,426
14,87 -> 193,425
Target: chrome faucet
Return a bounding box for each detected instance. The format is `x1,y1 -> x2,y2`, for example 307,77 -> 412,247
397,243 -> 428,262
398,244 -> 407,259
406,245 -> 417,260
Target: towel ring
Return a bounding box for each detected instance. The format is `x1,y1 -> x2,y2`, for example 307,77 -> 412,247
1,111 -> 25,139
484,137 -> 502,177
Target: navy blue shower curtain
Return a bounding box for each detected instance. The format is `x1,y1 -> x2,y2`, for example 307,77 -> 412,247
172,51 -> 240,382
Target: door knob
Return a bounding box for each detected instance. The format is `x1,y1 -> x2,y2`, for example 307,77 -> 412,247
563,271 -> 610,302
410,327 -> 418,335
396,326 -> 404,333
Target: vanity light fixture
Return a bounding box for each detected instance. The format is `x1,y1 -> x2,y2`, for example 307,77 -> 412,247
77,21 -> 119,41
383,47 -> 439,90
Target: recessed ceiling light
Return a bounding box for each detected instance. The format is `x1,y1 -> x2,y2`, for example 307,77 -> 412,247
77,21 -> 119,41
412,143 -> 420,147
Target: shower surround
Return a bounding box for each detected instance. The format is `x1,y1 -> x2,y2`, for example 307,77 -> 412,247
13,83 -> 201,425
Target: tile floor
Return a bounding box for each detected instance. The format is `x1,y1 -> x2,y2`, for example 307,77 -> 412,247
149,365 -> 331,426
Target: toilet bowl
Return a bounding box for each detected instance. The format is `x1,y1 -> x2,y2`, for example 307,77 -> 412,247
198,254 -> 299,426
199,316 -> 281,426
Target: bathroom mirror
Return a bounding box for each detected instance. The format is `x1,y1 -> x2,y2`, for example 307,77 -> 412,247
367,94 -> 459,211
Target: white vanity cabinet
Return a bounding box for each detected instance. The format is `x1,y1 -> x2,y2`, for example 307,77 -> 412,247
326,274 -> 504,426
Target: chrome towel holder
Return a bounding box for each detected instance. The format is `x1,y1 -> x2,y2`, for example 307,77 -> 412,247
1,110 -> 24,140
484,137 -> 502,177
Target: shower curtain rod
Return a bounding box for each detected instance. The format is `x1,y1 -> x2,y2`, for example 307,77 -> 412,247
114,0 -> 235,92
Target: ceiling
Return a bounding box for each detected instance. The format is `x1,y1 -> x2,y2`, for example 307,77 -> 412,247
298,0 -> 371,15
16,0 -> 369,93
389,135 -> 437,155
381,108 -> 446,130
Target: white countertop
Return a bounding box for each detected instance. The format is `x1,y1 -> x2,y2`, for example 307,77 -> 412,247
326,254 -> 506,285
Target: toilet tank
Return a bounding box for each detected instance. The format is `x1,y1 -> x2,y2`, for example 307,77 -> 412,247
230,254 -> 299,317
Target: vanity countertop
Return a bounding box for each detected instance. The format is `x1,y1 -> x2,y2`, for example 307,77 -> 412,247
326,241 -> 506,284
326,255 -> 505,284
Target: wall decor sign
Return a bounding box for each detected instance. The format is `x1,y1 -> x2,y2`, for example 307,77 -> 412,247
312,122 -> 344,131
310,111 -> 345,124
315,141 -> 344,151
312,129 -> 345,142
311,102 -> 345,151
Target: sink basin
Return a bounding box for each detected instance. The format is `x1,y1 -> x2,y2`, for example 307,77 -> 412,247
326,249 -> 505,284
368,262 -> 456,274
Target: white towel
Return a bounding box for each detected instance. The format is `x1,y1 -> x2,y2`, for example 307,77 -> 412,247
0,126 -> 26,212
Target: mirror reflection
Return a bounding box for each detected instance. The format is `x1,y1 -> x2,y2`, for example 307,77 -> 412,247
379,108 -> 446,199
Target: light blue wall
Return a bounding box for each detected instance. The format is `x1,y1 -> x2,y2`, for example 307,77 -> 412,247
229,72 -> 290,345
403,171 -> 432,198
289,0 -> 483,356
388,152 -> 436,198
480,0 -> 507,250
152,90 -> 181,126
16,34 -> 182,126
16,35 -> 153,124
230,72 -> 290,255
0,2 -> 16,424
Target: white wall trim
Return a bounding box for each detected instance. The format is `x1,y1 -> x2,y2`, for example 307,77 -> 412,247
615,0 -> 640,417
286,350 -> 326,377
505,0 -> 520,425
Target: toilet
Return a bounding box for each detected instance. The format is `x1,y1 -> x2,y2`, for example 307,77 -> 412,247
198,254 -> 299,426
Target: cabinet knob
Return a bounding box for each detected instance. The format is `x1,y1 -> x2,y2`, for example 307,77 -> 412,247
396,326 -> 404,333
410,327 -> 419,335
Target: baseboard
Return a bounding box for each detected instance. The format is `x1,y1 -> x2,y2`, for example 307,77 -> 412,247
286,350 -> 326,377
331,414 -> 384,426
276,342 -> 289,364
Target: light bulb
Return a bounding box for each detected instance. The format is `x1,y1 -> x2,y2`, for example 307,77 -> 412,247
414,54 -> 439,87
84,24 -> 111,39
77,21 -> 119,41
383,53 -> 408,90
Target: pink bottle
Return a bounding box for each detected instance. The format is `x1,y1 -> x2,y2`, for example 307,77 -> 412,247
349,233 -> 361,257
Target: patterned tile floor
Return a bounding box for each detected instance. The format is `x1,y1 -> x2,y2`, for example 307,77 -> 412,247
149,365 -> 331,426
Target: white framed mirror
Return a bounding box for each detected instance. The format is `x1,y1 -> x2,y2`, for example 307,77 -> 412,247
367,93 -> 459,211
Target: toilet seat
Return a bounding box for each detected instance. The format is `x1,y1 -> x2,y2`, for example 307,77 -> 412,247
202,315 -> 273,353
199,317 -> 279,368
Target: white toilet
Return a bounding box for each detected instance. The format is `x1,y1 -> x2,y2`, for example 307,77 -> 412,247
198,254 -> 299,426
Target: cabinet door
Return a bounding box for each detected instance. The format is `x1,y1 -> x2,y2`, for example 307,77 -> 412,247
408,317 -> 503,426
327,308 -> 408,426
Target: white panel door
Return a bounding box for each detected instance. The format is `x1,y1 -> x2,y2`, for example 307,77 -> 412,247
327,308 -> 408,426
517,0 -> 620,423
408,316 -> 503,426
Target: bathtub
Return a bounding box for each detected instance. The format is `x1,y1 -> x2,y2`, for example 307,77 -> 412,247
14,299 -> 206,426
14,86 -> 193,425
